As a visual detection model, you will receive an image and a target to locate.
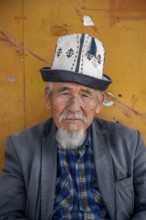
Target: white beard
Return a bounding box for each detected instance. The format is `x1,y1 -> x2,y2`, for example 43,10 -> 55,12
56,127 -> 87,150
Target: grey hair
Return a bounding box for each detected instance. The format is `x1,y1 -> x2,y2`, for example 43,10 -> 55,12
47,82 -> 54,92
96,90 -> 104,102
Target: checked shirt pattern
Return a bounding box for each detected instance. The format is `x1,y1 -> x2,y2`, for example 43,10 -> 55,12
53,132 -> 110,220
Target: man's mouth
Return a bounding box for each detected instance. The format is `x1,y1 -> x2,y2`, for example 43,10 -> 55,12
64,118 -> 81,123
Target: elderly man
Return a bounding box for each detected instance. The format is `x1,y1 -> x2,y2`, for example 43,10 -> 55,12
0,34 -> 146,220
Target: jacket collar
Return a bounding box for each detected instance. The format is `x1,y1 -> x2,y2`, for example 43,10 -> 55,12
41,119 -> 57,220
92,119 -> 115,220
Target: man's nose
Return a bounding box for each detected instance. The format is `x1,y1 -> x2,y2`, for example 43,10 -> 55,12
67,95 -> 82,112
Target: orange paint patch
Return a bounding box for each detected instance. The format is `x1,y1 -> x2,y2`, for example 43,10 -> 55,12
50,24 -> 68,36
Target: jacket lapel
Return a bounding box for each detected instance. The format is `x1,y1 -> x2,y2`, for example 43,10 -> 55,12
92,120 -> 115,220
41,121 -> 57,220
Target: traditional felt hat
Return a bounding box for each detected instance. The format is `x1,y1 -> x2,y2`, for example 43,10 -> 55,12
40,33 -> 112,91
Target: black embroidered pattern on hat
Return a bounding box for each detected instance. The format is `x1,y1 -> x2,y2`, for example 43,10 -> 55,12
97,54 -> 102,64
86,51 -> 93,61
57,48 -> 62,57
66,48 -> 74,58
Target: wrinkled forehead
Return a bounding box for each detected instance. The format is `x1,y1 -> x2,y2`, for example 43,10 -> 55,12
52,82 -> 99,93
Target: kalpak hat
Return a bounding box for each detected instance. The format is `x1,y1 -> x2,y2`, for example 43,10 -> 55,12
40,33 -> 112,91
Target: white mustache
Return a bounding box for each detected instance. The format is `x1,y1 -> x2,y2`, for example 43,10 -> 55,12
59,112 -> 86,123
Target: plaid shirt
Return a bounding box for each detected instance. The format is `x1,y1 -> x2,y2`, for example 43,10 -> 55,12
53,131 -> 110,220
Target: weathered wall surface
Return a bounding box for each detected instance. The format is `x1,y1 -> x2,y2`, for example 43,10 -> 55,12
0,0 -> 146,172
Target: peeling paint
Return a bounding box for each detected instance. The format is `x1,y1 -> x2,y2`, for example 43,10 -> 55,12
90,26 -> 100,34
75,9 -> 83,19
75,9 -> 100,33
81,4 -> 146,26
0,29 -> 49,64
105,92 -> 146,124
83,15 -> 94,26
0,30 -> 23,54
50,24 -> 68,36
6,76 -> 16,83
131,94 -> 141,108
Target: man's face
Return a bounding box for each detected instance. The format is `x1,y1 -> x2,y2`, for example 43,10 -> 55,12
46,82 -> 104,131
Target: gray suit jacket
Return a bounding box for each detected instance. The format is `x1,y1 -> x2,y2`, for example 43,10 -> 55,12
0,118 -> 146,220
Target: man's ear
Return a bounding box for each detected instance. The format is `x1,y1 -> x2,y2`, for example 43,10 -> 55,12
45,87 -> 51,109
96,93 -> 105,114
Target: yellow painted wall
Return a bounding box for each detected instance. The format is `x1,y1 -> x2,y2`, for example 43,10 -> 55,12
0,0 -> 146,172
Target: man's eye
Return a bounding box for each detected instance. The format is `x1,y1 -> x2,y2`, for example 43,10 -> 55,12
81,93 -> 95,100
62,92 -> 70,96
82,93 -> 90,98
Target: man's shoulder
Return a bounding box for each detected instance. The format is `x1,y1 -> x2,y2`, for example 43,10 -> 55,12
4,119 -> 55,169
93,117 -> 138,136
93,117 -> 143,150
10,118 -> 54,142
